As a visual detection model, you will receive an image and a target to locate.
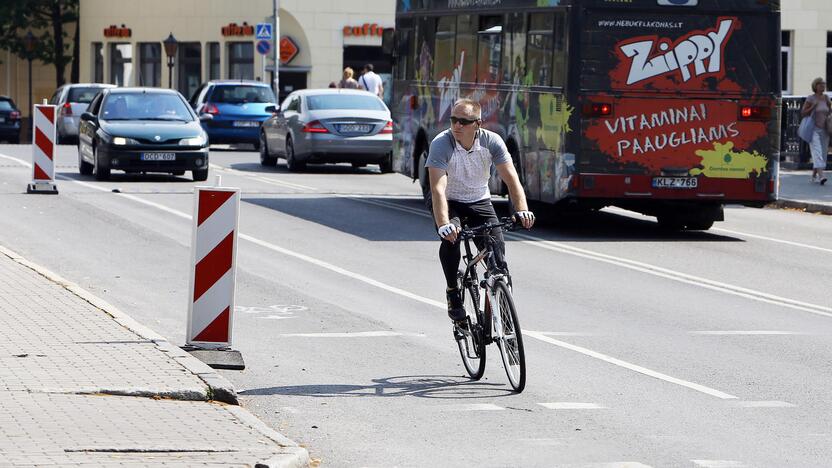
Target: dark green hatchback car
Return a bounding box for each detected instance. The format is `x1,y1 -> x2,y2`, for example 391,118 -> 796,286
78,88 -> 210,181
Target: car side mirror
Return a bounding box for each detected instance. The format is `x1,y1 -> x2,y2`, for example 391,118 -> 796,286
80,112 -> 97,123
265,105 -> 277,114
199,113 -> 214,121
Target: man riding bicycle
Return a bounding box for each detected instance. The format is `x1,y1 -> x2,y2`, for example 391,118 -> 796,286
426,99 -> 535,324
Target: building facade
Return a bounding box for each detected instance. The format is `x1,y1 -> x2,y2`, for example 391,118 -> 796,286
781,0 -> 832,96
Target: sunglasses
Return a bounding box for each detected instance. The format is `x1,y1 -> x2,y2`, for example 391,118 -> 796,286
450,116 -> 479,126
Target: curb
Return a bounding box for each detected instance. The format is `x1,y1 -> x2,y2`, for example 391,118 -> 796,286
0,243 -> 238,405
771,199 -> 832,215
226,406 -> 311,468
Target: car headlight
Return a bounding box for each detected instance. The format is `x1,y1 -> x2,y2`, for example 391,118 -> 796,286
179,135 -> 207,146
112,136 -> 140,146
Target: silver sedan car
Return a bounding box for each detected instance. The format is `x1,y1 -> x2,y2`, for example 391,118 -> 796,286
259,89 -> 393,172
49,83 -> 116,144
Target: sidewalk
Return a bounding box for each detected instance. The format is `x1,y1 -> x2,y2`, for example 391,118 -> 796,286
775,169 -> 832,215
0,244 -> 309,467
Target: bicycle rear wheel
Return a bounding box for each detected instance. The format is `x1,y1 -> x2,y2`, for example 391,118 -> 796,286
494,280 -> 525,392
456,282 -> 486,380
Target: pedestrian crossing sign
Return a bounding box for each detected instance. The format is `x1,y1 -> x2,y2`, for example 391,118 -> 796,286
256,23 -> 273,40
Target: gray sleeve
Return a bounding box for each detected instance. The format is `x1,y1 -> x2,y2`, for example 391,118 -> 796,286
425,132 -> 454,171
482,131 -> 512,165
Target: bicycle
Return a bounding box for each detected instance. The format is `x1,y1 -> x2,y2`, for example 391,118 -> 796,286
453,216 -> 526,393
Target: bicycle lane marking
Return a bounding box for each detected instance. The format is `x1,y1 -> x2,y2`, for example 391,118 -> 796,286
41,169 -> 741,401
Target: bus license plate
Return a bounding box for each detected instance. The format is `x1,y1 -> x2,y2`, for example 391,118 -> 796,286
141,152 -> 176,161
652,177 -> 698,189
339,124 -> 371,133
233,120 -> 259,127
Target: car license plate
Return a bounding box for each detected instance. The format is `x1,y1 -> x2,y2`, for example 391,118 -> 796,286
233,120 -> 259,127
652,177 -> 698,189
339,124 -> 371,133
140,152 -> 176,161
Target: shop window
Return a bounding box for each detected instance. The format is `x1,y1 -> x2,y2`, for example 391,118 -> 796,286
109,43 -> 133,86
177,42 -> 202,98
526,13 -> 553,86
138,43 -> 161,87
92,43 -> 104,83
782,30 -> 792,94
477,16 -> 502,84
228,42 -> 254,80
208,42 -> 220,81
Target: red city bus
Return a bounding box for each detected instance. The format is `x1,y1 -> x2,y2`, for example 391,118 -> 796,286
388,0 -> 780,230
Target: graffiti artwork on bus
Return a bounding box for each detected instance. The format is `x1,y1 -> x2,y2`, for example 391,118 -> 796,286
609,16 -> 741,91
584,98 -> 768,178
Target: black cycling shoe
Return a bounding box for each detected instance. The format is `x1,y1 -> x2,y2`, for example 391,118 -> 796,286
446,287 -> 466,322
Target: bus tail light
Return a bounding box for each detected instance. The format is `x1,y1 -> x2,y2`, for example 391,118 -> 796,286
739,105 -> 770,121
380,121 -> 393,134
302,120 -> 329,133
582,102 -> 613,118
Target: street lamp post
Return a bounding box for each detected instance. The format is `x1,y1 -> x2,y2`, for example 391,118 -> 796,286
23,31 -> 36,142
163,33 -> 178,90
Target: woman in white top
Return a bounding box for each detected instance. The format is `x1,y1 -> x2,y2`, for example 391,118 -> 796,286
801,77 -> 830,185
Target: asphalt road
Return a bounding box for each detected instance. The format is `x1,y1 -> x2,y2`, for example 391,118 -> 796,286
1,144 -> 831,467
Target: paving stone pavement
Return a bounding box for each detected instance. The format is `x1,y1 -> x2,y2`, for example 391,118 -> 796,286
0,245 -> 309,467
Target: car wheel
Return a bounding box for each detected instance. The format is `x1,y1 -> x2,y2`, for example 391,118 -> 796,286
78,144 -> 93,175
285,136 -> 305,172
10,137 -> 19,145
93,146 -> 110,181
379,152 -> 393,174
192,169 -> 209,181
259,132 -> 277,166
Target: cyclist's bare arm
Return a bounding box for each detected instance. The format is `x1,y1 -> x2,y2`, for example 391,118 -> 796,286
429,167 -> 459,242
495,162 -> 535,229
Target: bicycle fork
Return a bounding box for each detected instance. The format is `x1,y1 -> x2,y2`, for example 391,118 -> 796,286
481,274 -> 507,344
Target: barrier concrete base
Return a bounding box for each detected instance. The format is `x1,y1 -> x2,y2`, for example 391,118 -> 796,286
27,182 -> 58,194
182,346 -> 245,370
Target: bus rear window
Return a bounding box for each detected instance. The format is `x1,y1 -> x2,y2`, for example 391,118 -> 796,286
581,11 -> 777,94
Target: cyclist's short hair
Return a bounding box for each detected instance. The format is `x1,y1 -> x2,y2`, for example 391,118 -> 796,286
453,99 -> 481,119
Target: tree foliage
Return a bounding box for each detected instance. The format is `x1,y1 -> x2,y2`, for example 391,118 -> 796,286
0,0 -> 80,87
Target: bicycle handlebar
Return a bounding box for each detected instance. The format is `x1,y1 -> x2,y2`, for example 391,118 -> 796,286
458,216 -> 519,241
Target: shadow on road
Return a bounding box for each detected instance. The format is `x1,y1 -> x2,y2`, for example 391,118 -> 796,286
58,172 -> 195,183
239,374 -> 513,399
228,161 -> 383,175
243,195 -> 744,243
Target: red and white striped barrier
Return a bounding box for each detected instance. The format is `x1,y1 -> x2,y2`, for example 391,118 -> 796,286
186,186 -> 241,347
27,104 -> 58,194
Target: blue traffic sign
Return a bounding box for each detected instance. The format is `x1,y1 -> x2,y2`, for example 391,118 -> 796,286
256,40 -> 271,55
256,23 -> 273,40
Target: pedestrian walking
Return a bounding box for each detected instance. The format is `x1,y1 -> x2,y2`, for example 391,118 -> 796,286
358,63 -> 384,98
338,67 -> 361,89
801,77 -> 830,185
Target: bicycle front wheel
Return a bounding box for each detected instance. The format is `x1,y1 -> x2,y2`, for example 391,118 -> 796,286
494,280 -> 526,392
456,283 -> 486,380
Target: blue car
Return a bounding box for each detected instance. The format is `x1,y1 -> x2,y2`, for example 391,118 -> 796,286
189,80 -> 277,149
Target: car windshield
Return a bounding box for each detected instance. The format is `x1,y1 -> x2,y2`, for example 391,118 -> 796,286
101,93 -> 193,121
211,85 -> 276,104
67,87 -> 103,104
306,94 -> 387,111
0,100 -> 14,111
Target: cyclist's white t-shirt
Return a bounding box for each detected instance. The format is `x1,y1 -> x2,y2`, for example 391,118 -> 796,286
425,128 -> 512,203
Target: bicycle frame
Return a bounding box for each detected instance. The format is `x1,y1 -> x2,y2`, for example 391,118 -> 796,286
460,226 -> 511,346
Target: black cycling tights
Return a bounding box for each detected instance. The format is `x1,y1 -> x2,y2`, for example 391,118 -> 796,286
436,199 -> 506,289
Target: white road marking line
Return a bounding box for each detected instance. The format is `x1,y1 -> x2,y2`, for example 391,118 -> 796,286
713,227 -> 832,255
258,315 -> 298,320
604,205 -> 832,255
538,402 -> 606,409
691,460 -> 747,468
524,330 -> 738,400
0,152 -> 31,168
734,401 -> 796,408
690,331 -> 807,335
280,331 -> 425,338
538,331 -> 599,337
512,231 -> 832,319
442,403 -> 505,411
49,170 -> 745,400
209,163 -> 315,190
597,464 -> 653,468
